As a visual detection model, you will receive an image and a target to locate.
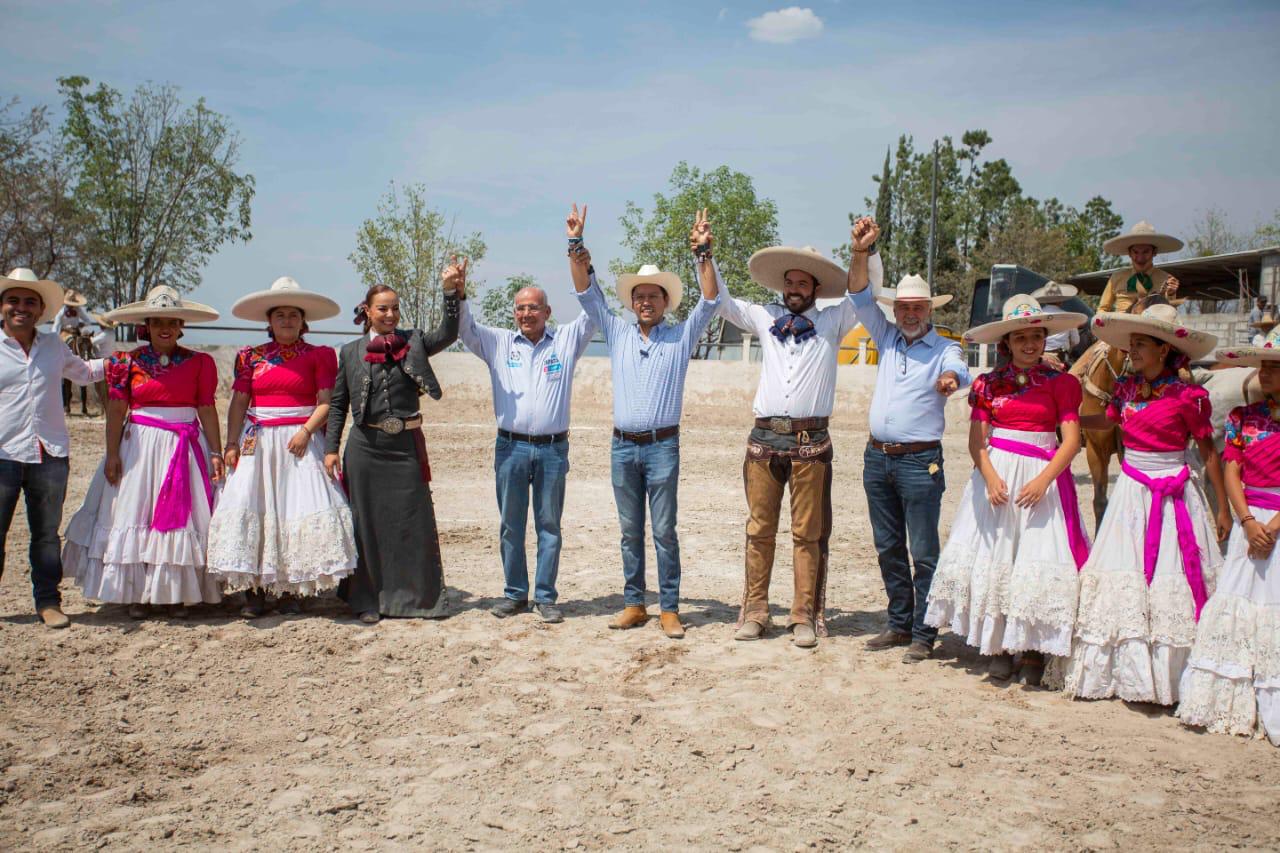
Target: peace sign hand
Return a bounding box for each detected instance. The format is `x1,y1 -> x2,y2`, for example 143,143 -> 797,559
851,216 -> 880,252
566,203 -> 587,238
443,255 -> 468,294
689,208 -> 713,254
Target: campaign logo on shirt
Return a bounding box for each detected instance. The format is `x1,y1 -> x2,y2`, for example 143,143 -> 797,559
543,353 -> 563,379
506,349 -> 523,369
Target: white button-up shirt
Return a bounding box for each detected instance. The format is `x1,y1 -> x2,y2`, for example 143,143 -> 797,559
458,298 -> 596,436
715,256 -> 883,418
1041,304 -> 1080,353
0,330 -> 106,462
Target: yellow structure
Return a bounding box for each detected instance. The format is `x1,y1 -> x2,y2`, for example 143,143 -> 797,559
838,323 -> 962,365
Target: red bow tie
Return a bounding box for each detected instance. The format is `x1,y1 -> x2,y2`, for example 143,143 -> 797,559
364,333 -> 409,364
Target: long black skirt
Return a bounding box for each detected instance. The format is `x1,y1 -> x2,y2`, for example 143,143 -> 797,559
338,425 -> 448,618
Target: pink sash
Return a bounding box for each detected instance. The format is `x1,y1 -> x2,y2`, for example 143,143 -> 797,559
987,436 -> 1090,570
1120,460 -> 1208,621
1244,489 -> 1280,512
129,414 -> 214,533
247,414 -> 310,429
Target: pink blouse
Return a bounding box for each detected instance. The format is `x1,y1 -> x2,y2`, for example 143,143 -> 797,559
1223,400 -> 1280,487
106,347 -> 217,409
232,340 -> 337,407
1105,373 -> 1213,452
969,365 -> 1081,432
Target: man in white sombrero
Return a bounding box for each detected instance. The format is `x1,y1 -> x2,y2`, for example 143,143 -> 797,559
52,289 -> 90,343
715,225 -> 884,648
1098,221 -> 1184,315
847,217 -> 971,664
1030,281 -> 1083,365
0,268 -> 106,628
567,205 -> 720,639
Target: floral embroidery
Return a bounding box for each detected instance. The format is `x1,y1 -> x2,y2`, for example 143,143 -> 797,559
1108,371 -> 1193,420
106,346 -> 198,397
234,340 -> 314,385
1225,400 -> 1280,452
969,362 -> 1061,414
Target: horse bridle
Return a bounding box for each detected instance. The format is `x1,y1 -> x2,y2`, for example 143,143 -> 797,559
1080,344 -> 1130,406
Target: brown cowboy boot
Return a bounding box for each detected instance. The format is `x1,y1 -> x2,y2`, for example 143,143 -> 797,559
659,612 -> 685,639
610,605 -> 649,630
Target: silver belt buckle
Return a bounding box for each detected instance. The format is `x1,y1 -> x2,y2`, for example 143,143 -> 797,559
769,416 -> 792,434
379,416 -> 405,435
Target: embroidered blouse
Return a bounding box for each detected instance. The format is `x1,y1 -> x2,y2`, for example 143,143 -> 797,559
231,340 -> 337,407
969,364 -> 1081,432
106,346 -> 217,409
1105,372 -> 1213,452
1223,400 -> 1280,486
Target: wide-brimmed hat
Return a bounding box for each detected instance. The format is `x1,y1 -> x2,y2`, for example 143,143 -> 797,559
102,285 -> 219,325
1250,309 -> 1276,331
1090,303 -> 1216,360
1102,220 -> 1184,256
62,289 -> 88,308
1030,281 -> 1077,305
232,276 -> 341,322
875,274 -> 952,308
1,268 -> 64,323
1215,325 -> 1280,368
616,265 -> 683,314
748,246 -> 848,300
964,295 -> 1086,345
92,311 -> 117,329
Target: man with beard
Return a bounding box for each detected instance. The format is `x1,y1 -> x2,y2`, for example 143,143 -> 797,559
714,228 -> 883,648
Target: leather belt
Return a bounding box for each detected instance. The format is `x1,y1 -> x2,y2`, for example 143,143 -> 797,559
613,425 -> 679,444
363,415 -> 423,435
869,438 -> 941,455
498,428 -> 568,445
755,416 -> 829,434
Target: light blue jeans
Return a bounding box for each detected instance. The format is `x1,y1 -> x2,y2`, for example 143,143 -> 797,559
495,435 -> 569,604
610,434 -> 681,612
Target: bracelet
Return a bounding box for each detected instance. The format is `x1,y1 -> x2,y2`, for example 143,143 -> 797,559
567,236 -> 583,243
693,245 -> 713,260
1241,515 -> 1256,524
209,451 -> 224,460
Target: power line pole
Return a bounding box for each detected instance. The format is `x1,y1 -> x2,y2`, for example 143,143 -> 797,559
927,139 -> 939,287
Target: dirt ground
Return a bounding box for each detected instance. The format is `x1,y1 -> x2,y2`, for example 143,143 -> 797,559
2,364 -> 1278,851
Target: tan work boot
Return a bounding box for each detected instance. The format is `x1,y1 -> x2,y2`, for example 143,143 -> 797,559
790,622 -> 817,648
659,611 -> 685,639
38,605 -> 70,629
734,619 -> 766,641
610,605 -> 649,630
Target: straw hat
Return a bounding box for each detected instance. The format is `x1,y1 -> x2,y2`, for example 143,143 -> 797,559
232,276 -> 341,322
1029,281 -> 1077,305
1250,308 -> 1276,332
615,265 -> 684,314
1215,325 -> 1280,368
875,274 -> 952,308
92,311 -> 117,330
1090,303 -> 1216,360
748,246 -> 848,299
1,268 -> 64,323
964,295 -> 1086,345
102,285 -> 219,325
62,289 -> 88,308
1102,220 -> 1184,256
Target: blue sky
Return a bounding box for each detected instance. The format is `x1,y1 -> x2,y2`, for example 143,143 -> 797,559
5,1 -> 1279,338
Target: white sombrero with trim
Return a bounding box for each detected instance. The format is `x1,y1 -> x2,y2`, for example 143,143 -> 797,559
1030,281 -> 1078,304
1215,325 -> 1280,368
1090,303 -> 1216,361
103,285 -> 219,325
1102,220 -> 1184,256
232,276 -> 341,322
748,246 -> 848,299
63,289 -> 88,308
616,265 -> 683,314
1,268 -> 64,323
964,295 -> 1086,345
876,273 -> 952,308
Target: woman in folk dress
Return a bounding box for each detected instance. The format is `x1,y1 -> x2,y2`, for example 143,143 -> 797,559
1061,303 -> 1231,704
925,296 -> 1090,686
63,286 -> 224,619
206,276 -> 357,617
1178,327 -> 1280,744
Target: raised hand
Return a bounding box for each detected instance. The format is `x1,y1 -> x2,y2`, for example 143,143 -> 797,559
689,208 -> 713,254
851,216 -> 880,252
566,202 -> 587,239
443,255 -> 468,294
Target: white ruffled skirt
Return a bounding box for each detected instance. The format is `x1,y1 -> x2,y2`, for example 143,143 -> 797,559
64,406 -> 222,605
926,428 -> 1085,656
1178,485 -> 1280,745
1060,448 -> 1222,705
205,406 -> 356,595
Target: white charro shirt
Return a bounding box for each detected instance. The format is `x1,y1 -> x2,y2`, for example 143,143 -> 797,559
0,329 -> 105,462
1041,304 -> 1080,352
714,255 -> 884,418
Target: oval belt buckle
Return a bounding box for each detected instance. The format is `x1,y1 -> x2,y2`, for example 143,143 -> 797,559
381,417 -> 405,435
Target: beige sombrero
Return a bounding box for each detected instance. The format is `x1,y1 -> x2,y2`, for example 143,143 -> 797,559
964,295 -> 1086,345
875,273 -> 952,308
92,312 -> 117,329
103,285 -> 219,324
1090,304 -> 1216,360
1215,325 -> 1280,368
1030,281 -> 1077,305
616,265 -> 683,314
63,289 -> 88,308
748,246 -> 848,299
1,268 -> 64,323
1102,220 -> 1184,256
232,276 -> 341,322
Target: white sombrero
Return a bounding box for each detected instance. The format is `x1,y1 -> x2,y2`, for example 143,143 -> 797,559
964,295 -> 1086,345
232,276 -> 341,322
1215,325 -> 1280,368
1029,281 -> 1078,305
1102,220 -> 1184,256
1,268 -> 64,323
616,265 -> 683,314
875,273 -> 952,308
748,246 -> 848,299
103,285 -> 219,325
1090,303 -> 1216,361
63,289 -> 88,308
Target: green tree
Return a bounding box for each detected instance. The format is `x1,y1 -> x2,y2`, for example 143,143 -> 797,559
58,76 -> 254,314
350,181 -> 486,332
479,273 -> 540,331
1186,207 -> 1249,257
1064,195 -> 1124,271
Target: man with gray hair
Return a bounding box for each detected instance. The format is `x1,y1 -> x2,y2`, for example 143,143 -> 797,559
458,254 -> 597,624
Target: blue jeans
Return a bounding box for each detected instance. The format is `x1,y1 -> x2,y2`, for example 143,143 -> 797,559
610,434 -> 681,612
0,456 -> 71,609
862,443 -> 945,645
495,435 -> 569,604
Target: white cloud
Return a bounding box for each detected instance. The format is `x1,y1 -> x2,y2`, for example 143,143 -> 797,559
746,7 -> 824,44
